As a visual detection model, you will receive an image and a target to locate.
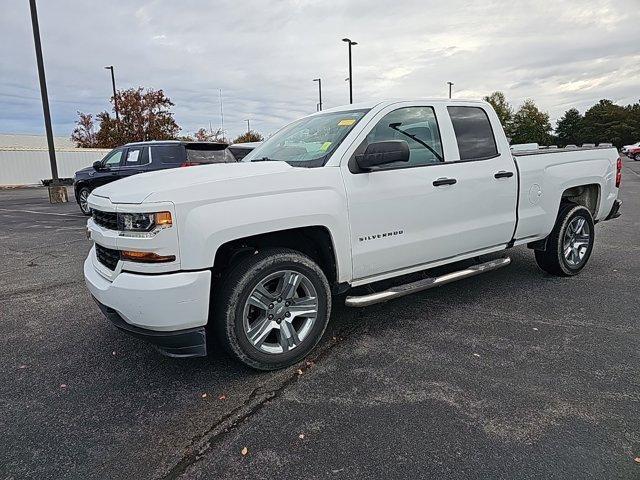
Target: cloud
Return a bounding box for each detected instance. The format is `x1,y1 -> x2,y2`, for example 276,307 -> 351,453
1,0 -> 638,139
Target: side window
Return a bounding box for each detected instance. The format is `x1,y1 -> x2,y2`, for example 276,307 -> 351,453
355,106 -> 443,169
102,149 -> 124,168
150,145 -> 185,164
123,146 -> 149,167
447,106 -> 498,161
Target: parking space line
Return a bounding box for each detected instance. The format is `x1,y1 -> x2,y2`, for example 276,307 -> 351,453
0,207 -> 86,218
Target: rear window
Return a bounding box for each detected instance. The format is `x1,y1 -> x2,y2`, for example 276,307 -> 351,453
448,106 -> 498,161
186,149 -> 233,164
151,145 -> 184,164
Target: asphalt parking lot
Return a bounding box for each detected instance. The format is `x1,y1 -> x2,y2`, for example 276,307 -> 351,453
1,158 -> 639,479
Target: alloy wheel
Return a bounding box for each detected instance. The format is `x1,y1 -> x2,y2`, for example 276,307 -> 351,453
242,270 -> 318,354
563,216 -> 591,267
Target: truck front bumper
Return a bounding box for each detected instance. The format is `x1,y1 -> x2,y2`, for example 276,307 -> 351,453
84,252 -> 211,357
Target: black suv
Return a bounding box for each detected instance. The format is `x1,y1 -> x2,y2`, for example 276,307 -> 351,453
73,141 -> 231,214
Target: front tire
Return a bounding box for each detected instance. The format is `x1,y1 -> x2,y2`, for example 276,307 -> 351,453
78,187 -> 92,215
214,248 -> 331,370
634,153 -> 640,161
534,203 -> 595,276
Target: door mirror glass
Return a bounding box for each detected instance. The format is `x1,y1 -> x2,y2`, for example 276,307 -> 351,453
355,140 -> 410,170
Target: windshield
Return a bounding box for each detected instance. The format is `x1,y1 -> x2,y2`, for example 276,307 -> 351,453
244,109 -> 369,167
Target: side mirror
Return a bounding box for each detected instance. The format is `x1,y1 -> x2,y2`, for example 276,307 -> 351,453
355,140 -> 409,171
92,160 -> 103,170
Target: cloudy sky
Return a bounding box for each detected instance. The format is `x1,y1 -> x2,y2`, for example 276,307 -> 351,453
1,0 -> 639,140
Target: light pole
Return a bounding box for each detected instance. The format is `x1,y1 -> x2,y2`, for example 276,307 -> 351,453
246,119 -> 250,134
447,81 -> 454,99
313,78 -> 322,111
28,0 -> 66,202
104,66 -> 120,122
342,38 -> 357,104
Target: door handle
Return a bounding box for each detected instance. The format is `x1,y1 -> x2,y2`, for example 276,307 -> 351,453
433,177 -> 457,186
494,171 -> 514,179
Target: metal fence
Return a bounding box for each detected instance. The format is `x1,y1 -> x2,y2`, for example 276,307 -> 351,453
0,148 -> 110,186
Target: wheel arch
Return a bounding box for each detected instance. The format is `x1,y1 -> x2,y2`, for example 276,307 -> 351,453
211,226 -> 342,289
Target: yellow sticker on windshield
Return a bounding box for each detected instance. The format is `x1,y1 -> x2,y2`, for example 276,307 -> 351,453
338,119 -> 356,126
321,141 -> 332,151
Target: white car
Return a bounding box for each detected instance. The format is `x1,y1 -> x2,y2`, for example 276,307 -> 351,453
84,99 -> 622,369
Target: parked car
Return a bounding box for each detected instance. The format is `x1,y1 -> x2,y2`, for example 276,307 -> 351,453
621,142 -> 640,155
626,146 -> 640,160
73,141 -> 231,214
84,99 -> 622,370
227,142 -> 261,161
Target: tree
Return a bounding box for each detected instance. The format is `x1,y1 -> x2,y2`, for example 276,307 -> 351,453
71,87 -> 181,148
71,112 -> 98,148
511,99 -> 553,145
555,108 -> 584,146
483,91 -> 513,137
580,99 -> 636,148
233,131 -> 264,144
193,127 -> 227,142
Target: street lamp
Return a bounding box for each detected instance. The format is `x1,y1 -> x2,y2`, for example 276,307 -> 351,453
246,119 -> 251,134
313,78 -> 322,111
104,66 -> 120,122
342,38 -> 357,104
447,81 -> 454,99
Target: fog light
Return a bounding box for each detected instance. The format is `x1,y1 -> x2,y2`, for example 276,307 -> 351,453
120,250 -> 176,263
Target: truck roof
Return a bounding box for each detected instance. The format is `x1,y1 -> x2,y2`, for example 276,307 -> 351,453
124,140 -> 228,148
314,98 -> 489,114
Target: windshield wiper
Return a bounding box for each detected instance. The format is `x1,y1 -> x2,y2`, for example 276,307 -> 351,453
252,156 -> 277,162
389,123 -> 443,162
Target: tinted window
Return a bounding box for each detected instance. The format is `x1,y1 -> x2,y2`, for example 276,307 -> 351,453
186,149 -> 233,163
355,106 -> 443,169
448,106 -> 498,160
151,145 -> 184,164
123,146 -> 149,166
102,149 -> 124,168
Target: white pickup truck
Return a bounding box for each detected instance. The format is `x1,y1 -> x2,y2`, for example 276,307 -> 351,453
85,100 -> 622,370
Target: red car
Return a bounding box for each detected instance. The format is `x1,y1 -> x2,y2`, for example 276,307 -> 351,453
627,146 -> 640,161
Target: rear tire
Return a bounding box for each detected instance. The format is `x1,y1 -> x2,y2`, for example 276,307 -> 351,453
213,248 -> 331,370
534,202 -> 595,276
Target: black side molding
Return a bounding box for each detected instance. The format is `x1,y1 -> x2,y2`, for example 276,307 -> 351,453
604,199 -> 622,221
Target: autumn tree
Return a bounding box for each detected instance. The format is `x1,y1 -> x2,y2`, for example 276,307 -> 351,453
193,127 -> 227,142
483,91 -> 514,137
71,112 -> 98,148
510,99 -> 554,145
233,131 -> 264,144
555,108 -> 584,146
71,87 -> 181,148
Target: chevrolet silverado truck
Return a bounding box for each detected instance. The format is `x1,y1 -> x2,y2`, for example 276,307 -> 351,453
84,100 -> 622,370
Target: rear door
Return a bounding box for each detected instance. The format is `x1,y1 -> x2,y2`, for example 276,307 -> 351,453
435,105 -> 517,254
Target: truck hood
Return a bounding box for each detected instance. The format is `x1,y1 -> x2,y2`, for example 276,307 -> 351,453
91,162 -> 293,204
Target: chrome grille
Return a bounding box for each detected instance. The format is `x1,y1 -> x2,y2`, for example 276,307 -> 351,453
92,210 -> 118,230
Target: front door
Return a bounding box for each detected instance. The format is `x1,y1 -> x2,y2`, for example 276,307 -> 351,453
341,102 -> 517,281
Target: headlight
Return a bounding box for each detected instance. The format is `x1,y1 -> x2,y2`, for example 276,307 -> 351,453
117,211 -> 172,235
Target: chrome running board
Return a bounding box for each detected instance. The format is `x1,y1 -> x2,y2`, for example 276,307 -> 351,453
344,257 -> 511,307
